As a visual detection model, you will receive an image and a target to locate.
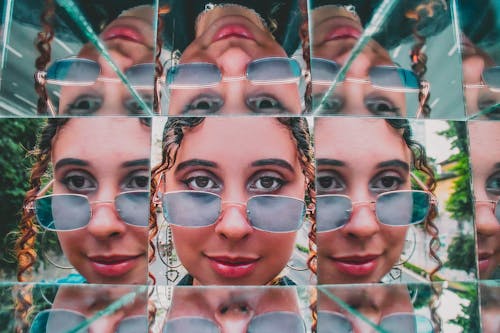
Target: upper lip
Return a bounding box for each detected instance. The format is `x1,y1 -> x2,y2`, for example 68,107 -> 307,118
101,24 -> 145,44
478,252 -> 493,260
325,25 -> 361,42
212,23 -> 256,43
206,254 -> 260,265
332,254 -> 380,263
88,254 -> 143,263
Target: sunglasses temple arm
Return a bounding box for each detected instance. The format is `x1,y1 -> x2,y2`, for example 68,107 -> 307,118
36,179 -> 55,196
416,80 -> 430,118
152,173 -> 165,205
410,172 -> 430,192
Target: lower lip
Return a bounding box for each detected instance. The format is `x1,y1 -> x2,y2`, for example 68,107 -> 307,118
332,257 -> 378,276
101,26 -> 144,44
89,257 -> 140,277
325,26 -> 361,41
212,24 -> 255,42
479,258 -> 491,274
208,258 -> 258,279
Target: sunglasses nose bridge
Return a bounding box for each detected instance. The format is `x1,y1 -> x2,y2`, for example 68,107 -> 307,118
474,200 -> 500,234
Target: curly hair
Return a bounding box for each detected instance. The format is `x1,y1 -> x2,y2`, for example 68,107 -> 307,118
148,117 -> 315,284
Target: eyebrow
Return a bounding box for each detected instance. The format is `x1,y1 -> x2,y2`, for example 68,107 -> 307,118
316,159 -> 345,167
376,159 -> 410,171
54,158 -> 88,170
122,159 -> 150,168
175,159 -> 218,173
251,159 -> 295,172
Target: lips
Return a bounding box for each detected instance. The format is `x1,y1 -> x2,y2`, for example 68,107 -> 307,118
478,253 -> 493,274
207,255 -> 260,279
212,24 -> 255,43
89,254 -> 143,277
325,25 -> 362,42
331,255 -> 379,276
101,25 -> 145,44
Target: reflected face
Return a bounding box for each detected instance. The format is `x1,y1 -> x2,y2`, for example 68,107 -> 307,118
468,122 -> 500,279
315,118 -> 411,284
164,118 -> 306,285
480,285 -> 500,333
318,285 -> 414,333
311,8 -> 410,116
461,35 -> 500,118
45,285 -> 147,333
58,6 -> 155,115
167,7 -> 301,115
52,118 -> 150,284
165,287 -> 302,333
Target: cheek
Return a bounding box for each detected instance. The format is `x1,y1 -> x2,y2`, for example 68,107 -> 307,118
57,231 -> 84,263
171,227 -> 208,259
382,227 -> 408,260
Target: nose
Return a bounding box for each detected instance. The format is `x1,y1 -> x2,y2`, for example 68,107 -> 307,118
87,199 -> 127,239
475,202 -> 500,237
215,47 -> 252,78
97,48 -> 135,78
215,203 -> 253,240
215,303 -> 253,333
341,201 -> 380,238
336,45 -> 377,79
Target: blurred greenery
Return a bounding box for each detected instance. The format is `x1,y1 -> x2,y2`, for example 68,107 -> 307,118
449,283 -> 480,333
0,119 -> 45,278
446,233 -> 477,274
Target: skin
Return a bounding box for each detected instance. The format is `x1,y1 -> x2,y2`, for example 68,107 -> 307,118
468,121 -> 500,279
167,6 -> 301,115
164,287 -> 302,333
46,285 -> 147,332
315,118 -> 411,284
480,284 -> 500,333
164,117 -> 306,285
58,6 -> 155,115
318,284 -> 416,333
51,118 -> 150,284
311,7 -> 410,116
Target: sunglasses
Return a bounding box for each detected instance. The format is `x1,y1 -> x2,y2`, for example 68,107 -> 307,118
30,310 -> 147,333
318,311 -> 433,333
464,66 -> 500,92
475,199 -> 500,224
35,57 -> 155,89
163,312 -> 306,333
311,57 -> 422,92
317,190 -> 435,232
165,57 -> 302,89
160,190 -> 305,233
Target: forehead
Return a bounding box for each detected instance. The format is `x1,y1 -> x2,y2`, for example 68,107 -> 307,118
175,117 -> 299,164
469,121 -> 500,154
52,118 -> 150,162
315,118 -> 410,162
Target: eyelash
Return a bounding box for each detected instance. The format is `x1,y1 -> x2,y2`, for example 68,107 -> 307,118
486,172 -> 500,195
60,171 -> 97,193
247,172 -> 288,193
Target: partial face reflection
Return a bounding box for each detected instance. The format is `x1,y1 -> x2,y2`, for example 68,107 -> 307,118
311,7 -> 411,116
318,285 -> 417,333
315,118 -> 411,284
164,118 -> 306,285
35,285 -> 147,333
52,118 -> 150,284
468,122 -> 500,279
164,287 -> 304,333
462,35 -> 500,119
58,6 -> 155,115
480,284 -> 500,333
167,6 -> 301,115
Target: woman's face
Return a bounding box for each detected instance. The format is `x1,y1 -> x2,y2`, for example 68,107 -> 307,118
58,6 -> 155,115
468,121 -> 500,279
51,118 -> 150,284
167,6 -> 301,115
164,117 -> 306,285
311,8 -> 409,116
165,287 -> 302,333
315,118 -> 411,284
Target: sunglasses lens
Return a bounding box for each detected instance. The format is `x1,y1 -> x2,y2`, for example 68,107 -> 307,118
317,312 -> 352,333
30,310 -> 85,333
35,195 -> 90,231
46,58 -> 99,85
115,191 -> 149,227
376,191 -> 430,226
370,67 -> 420,90
380,313 -> 433,333
162,191 -> 221,227
117,316 -> 149,333
163,317 -> 219,333
247,196 -> 305,232
248,312 -> 305,333
483,66 -> 500,90
316,195 -> 352,232
247,58 -> 301,83
125,63 -> 155,88
167,63 -> 221,87
311,58 -> 340,82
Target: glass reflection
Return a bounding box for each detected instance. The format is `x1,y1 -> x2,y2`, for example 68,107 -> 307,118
161,286 -> 308,333
480,282 -> 500,333
161,1 -> 305,115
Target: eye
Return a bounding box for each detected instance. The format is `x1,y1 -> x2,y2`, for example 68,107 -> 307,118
182,94 -> 223,114
66,95 -> 102,115
316,170 -> 345,194
365,97 -> 400,116
124,95 -> 153,115
248,174 -> 286,193
486,172 -> 500,195
182,175 -> 220,191
61,171 -> 97,193
370,172 -> 404,193
123,170 -> 149,191
247,95 -> 286,114
313,93 -> 343,114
